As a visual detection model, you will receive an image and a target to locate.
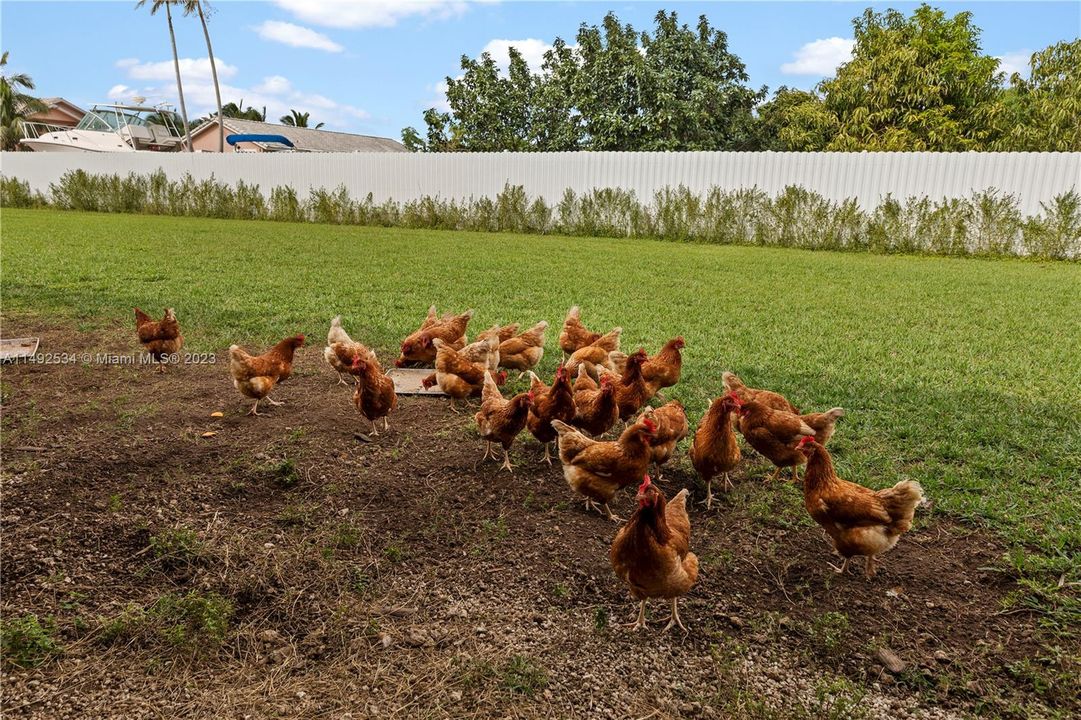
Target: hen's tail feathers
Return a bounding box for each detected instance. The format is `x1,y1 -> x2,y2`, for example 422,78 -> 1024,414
521,320 -> 549,342
722,371 -> 743,391
825,407 -> 845,420
567,306 -> 581,320
549,419 -> 577,437
798,421 -> 815,435
893,480 -> 924,505
481,370 -> 501,403
330,315 -> 342,328
671,488 -> 690,510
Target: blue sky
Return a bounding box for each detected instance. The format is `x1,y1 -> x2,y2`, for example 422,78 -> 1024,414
2,1 -> 1078,139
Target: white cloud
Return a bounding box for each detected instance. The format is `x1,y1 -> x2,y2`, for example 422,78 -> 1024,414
118,57 -> 238,83
107,84 -> 134,101
780,37 -> 854,76
110,60 -> 369,130
254,75 -> 293,95
480,38 -> 552,73
254,20 -> 343,53
274,0 -> 488,29
996,50 -> 1031,79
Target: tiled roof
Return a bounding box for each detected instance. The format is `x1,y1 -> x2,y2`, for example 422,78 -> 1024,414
192,117 -> 407,152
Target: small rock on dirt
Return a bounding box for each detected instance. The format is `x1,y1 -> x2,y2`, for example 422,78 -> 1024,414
876,647 -> 906,674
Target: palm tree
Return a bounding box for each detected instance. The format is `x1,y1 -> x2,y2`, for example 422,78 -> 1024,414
280,109 -> 324,129
135,0 -> 192,152
182,0 -> 223,152
0,51 -> 46,150
222,99 -> 266,121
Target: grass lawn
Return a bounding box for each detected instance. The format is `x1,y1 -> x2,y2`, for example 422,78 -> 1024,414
3,209 -> 1080,597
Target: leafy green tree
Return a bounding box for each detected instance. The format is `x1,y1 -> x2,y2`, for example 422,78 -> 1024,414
135,0 -> 193,151
820,4 -> 1003,151
0,51 -> 46,151
280,109 -> 324,129
400,126 -> 424,152
408,10 -> 762,151
221,100 -> 265,121
993,40 -> 1081,151
635,11 -> 764,150
754,87 -> 838,151
530,38 -> 583,150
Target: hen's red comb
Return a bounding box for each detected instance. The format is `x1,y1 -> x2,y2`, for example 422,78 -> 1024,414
798,435 -> 815,446
642,417 -> 657,432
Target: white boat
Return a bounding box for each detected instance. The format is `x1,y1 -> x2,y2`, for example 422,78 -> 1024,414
20,103 -> 185,153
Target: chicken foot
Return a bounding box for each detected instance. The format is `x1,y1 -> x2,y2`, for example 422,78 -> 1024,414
541,443 -> 553,465
827,557 -> 851,575
247,400 -> 262,416
702,472 -> 735,510
369,418 -> 380,436
265,397 -> 284,407
481,441 -> 494,462
622,600 -> 648,631
584,499 -> 623,523
500,449 -> 514,473
660,598 -> 688,634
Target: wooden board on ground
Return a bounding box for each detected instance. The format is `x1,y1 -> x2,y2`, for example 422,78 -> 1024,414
387,367 -> 445,396
0,337 -> 40,363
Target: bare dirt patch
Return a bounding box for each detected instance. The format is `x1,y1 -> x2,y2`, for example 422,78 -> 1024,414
1,317 -> 1075,719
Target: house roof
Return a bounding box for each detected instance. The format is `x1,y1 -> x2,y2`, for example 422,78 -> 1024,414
191,117 -> 407,152
18,96 -> 86,119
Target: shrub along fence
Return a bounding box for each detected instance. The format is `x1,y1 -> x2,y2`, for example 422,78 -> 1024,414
2,170 -> 1079,260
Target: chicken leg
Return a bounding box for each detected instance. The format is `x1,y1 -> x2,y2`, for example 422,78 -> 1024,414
865,556 -> 878,578
383,416 -> 390,432
623,600 -> 647,631
542,443 -> 553,465
501,449 -> 514,473
700,478 -> 715,510
265,397 -> 284,407
247,399 -> 262,416
660,598 -> 688,634
481,441 -> 494,462
827,557 -> 851,575
369,418 -> 380,436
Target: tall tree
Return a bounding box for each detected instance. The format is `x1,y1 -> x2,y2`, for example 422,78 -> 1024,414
635,11 -> 764,150
221,99 -> 265,121
280,109 -> 324,129
754,87 -> 838,151
819,4 -> 1003,151
136,0 -> 193,151
183,0 -> 223,152
407,10 -> 762,151
0,50 -> 46,151
993,40 -> 1081,152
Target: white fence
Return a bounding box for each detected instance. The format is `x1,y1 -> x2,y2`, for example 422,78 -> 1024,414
2,151 -> 1078,216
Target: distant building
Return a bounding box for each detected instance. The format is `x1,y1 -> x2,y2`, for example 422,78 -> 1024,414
189,117 -> 407,153
22,97 -> 85,129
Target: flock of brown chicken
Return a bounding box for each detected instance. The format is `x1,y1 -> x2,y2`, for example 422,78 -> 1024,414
134,304 -> 926,633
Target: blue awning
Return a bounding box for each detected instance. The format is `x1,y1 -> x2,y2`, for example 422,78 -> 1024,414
226,134 -> 295,148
